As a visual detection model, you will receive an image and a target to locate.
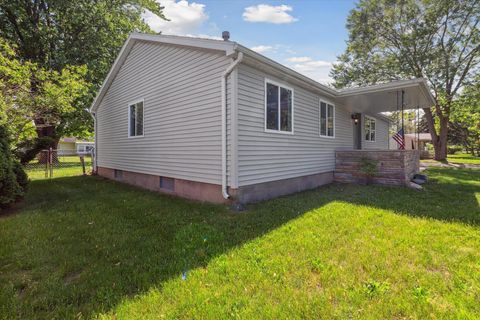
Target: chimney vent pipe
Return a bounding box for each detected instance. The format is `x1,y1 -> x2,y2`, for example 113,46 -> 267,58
222,31 -> 230,41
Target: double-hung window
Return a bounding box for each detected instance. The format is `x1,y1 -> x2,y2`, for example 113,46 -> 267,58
319,101 -> 335,137
128,100 -> 144,137
265,80 -> 293,133
365,116 -> 376,142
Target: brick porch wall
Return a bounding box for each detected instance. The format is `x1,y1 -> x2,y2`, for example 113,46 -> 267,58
334,150 -> 420,186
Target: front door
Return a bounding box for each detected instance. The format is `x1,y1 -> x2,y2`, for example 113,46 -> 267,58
353,113 -> 362,149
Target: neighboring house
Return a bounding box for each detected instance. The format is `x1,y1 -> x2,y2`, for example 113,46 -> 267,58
390,133 -> 432,158
90,33 -> 434,203
57,138 -> 77,156
58,138 -> 94,156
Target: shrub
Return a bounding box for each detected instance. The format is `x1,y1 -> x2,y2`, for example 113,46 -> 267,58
359,157 -> 378,184
447,145 -> 463,155
12,161 -> 28,192
15,136 -> 56,164
0,125 -> 23,207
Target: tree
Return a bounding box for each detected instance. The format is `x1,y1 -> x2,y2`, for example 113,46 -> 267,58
0,0 -> 166,145
331,0 -> 480,160
448,79 -> 480,155
0,38 -> 88,162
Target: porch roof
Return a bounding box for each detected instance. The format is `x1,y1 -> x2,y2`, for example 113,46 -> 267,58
336,78 -> 435,114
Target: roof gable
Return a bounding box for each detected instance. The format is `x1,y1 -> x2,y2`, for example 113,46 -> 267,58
90,33 -> 236,112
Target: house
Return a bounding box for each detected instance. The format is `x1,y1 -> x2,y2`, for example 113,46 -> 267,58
390,133 -> 432,158
58,138 -> 94,156
90,32 -> 435,203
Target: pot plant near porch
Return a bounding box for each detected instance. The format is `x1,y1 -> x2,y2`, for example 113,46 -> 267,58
359,157 -> 379,185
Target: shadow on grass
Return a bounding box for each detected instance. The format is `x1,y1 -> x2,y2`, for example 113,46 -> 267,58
0,168 -> 478,319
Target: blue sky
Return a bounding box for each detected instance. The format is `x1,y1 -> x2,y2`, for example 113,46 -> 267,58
143,1 -> 357,83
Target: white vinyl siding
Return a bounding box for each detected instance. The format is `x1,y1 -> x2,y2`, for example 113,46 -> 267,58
362,114 -> 389,150
96,41 -> 231,184
237,64 -> 353,187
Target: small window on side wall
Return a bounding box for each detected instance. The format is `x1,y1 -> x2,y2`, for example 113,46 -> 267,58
365,116 -> 376,142
265,80 -> 293,133
319,101 -> 335,137
128,100 -> 144,137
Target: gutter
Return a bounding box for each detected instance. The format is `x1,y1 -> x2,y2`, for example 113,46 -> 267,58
87,110 -> 97,173
221,51 -> 244,199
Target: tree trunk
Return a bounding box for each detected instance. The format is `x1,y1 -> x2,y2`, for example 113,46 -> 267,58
423,107 -> 448,161
34,119 -> 59,163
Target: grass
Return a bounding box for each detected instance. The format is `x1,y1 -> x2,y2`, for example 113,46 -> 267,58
448,153 -> 480,165
0,167 -> 479,319
422,152 -> 480,166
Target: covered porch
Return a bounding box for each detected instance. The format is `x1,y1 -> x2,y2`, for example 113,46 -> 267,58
334,78 -> 435,186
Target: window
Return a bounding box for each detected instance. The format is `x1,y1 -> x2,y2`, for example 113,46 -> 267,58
265,80 -> 293,133
365,116 -> 376,142
128,100 -> 144,137
319,101 -> 335,137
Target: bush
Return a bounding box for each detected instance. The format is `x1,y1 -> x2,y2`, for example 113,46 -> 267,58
447,145 -> 463,155
15,136 -> 56,164
359,157 -> 379,185
0,125 -> 24,207
12,161 -> 28,192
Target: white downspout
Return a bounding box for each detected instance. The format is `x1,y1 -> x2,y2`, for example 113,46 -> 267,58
221,51 -> 243,199
88,110 -> 97,173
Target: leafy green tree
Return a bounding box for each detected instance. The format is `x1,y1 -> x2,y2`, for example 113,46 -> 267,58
0,39 -> 88,158
331,0 -> 480,160
0,0 -> 166,143
449,79 -> 480,156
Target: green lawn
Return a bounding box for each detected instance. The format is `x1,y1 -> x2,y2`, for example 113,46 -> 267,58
448,153 -> 480,165
0,167 -> 479,319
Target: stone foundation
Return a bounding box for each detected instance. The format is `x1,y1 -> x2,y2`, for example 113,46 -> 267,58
235,172 -> 333,203
97,167 -> 334,204
334,150 -> 420,186
97,167 -> 232,204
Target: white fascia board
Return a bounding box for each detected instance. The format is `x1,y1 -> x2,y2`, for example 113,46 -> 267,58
89,34 -> 136,112
235,44 -> 337,98
338,78 -> 435,108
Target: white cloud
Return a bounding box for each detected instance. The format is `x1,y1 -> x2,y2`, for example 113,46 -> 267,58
243,4 -> 298,24
285,57 -> 334,84
251,45 -> 274,53
143,0 -> 208,35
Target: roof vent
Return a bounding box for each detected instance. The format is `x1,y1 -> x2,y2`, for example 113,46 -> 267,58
222,31 -> 230,41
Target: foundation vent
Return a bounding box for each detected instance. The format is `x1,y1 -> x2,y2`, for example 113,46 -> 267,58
114,169 -> 123,180
159,176 -> 175,191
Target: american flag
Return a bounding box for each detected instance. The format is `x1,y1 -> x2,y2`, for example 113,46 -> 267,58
392,128 -> 405,149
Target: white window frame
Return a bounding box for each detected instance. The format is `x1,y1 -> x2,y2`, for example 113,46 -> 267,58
128,99 -> 145,138
364,115 -> 376,142
264,78 -> 294,135
319,99 -> 335,138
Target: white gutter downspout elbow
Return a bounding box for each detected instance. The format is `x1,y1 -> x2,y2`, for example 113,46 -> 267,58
221,51 -> 243,199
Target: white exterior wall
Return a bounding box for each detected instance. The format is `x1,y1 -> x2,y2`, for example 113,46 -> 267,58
236,64 -> 354,187
96,41 -> 231,185
361,114 -> 390,150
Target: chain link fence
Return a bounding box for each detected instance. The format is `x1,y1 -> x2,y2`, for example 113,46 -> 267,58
24,148 -> 94,180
